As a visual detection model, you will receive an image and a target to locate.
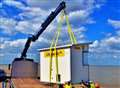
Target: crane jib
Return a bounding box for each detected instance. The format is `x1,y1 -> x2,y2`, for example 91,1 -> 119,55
20,1 -> 66,59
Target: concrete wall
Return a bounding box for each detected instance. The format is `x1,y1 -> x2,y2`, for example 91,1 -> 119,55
11,60 -> 38,78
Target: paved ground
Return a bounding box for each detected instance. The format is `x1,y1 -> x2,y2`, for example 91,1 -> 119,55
11,78 -> 50,88
0,78 -> 120,88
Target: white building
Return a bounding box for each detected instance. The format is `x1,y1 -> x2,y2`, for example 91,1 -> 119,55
39,43 -> 91,84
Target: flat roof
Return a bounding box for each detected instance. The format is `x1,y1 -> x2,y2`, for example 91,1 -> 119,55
38,42 -> 92,52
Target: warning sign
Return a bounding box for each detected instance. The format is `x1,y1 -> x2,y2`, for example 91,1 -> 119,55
44,49 -> 65,58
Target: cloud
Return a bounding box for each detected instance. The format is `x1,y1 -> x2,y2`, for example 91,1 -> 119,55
116,30 -> 120,36
0,0 -> 105,35
102,36 -> 120,50
26,0 -> 103,25
3,0 -> 26,10
90,35 -> 120,53
0,39 -> 26,49
0,32 -> 51,52
69,10 -> 89,20
90,19 -> 120,53
68,10 -> 95,25
0,0 -> 107,64
26,0 -> 60,9
0,17 -> 17,34
18,7 -> 48,20
0,24 -> 87,57
0,6 -> 50,35
90,40 -> 99,48
15,20 -> 35,34
73,26 -> 87,41
0,3 -> 2,8
0,8 -> 48,35
108,19 -> 120,29
26,0 -> 105,11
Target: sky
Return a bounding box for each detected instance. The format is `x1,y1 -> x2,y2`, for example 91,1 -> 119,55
0,0 -> 120,65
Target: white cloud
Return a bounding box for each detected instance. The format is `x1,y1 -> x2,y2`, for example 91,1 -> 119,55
19,7 -> 48,20
73,26 -> 86,40
90,40 -> 99,48
0,17 -> 17,34
101,37 -> 120,51
57,26 -> 87,44
90,35 -> 120,53
108,19 -> 120,29
26,0 -> 60,9
0,0 -> 107,63
89,19 -> 120,52
26,0 -> 105,11
3,0 -> 26,9
0,7 -> 49,35
0,7 -> 48,35
95,4 -> 101,8
116,30 -> 120,36
0,36 -> 50,53
0,0 -> 105,35
0,39 -> 26,49
69,10 -> 89,20
9,39 -> 27,47
0,3 -> 3,8
0,44 -> 4,49
68,10 -> 95,25
103,37 -> 120,45
15,21 -> 34,34
0,53 -> 4,57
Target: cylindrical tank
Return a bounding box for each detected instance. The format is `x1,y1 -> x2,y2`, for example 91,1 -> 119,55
11,58 -> 38,78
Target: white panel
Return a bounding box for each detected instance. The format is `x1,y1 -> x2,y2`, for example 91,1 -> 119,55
58,48 -> 71,83
40,48 -> 71,83
40,52 -> 50,82
71,46 -> 88,83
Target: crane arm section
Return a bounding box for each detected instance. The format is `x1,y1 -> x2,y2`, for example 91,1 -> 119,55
21,1 -> 66,59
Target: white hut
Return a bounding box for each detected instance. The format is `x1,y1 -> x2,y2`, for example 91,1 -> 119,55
39,43 -> 91,84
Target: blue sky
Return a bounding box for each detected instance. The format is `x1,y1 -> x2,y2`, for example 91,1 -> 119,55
0,0 -> 120,65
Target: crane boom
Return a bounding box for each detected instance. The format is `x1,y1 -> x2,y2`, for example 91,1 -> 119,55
21,1 -> 66,59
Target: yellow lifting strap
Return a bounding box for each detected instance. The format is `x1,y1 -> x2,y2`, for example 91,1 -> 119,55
53,15 -> 63,82
49,11 -> 64,83
49,10 -> 77,84
64,11 -> 77,44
